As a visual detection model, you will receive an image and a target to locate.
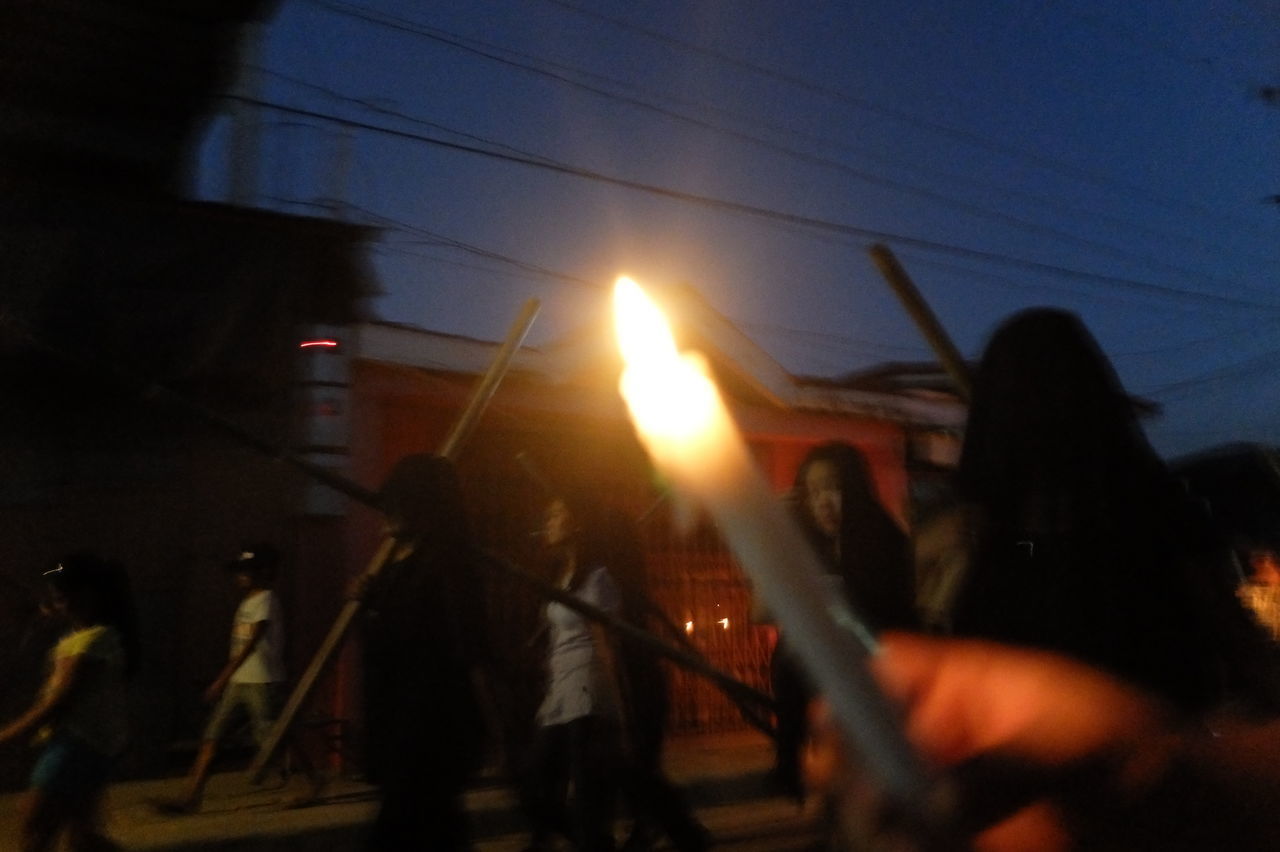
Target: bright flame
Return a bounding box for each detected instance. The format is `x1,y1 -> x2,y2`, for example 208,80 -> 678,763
614,277 -> 677,367
614,277 -> 717,441
718,617 -> 730,630
684,620 -> 694,634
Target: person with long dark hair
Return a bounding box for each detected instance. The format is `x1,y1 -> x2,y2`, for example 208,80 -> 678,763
520,493 -> 626,852
768,441 -> 916,798
356,454 -> 491,850
918,307 -> 1277,713
0,552 -> 138,852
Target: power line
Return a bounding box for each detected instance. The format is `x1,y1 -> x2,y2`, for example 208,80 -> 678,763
234,92 -> 1280,315
298,0 -> 1270,289
534,0 -> 1277,237
261,67 -> 568,167
274,192 -> 941,369
1143,345 -> 1280,399
274,190 -> 1280,406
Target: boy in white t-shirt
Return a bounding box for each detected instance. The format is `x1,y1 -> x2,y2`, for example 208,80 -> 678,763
159,545 -> 320,813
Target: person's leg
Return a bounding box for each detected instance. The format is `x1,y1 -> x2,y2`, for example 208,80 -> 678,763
417,763 -> 474,851
770,645 -> 811,800
367,767 -> 414,851
65,787 -> 121,852
20,788 -> 62,852
176,742 -> 217,810
60,746 -> 118,852
622,769 -> 709,852
519,724 -> 570,849
168,684 -> 244,811
25,737 -> 116,852
567,715 -> 617,852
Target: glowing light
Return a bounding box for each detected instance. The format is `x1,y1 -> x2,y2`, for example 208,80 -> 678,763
613,278 -> 719,446
300,339 -> 339,349
613,274 -> 930,811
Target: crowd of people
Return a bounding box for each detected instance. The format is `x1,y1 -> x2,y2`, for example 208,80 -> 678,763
3,306 -> 1279,851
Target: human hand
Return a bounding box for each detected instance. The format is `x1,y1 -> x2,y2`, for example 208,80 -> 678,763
807,632 -> 1178,851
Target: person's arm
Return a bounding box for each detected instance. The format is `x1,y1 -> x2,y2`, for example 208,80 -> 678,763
0,653 -> 84,746
204,619 -> 267,703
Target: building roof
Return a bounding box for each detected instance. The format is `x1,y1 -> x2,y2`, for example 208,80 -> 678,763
354,284 -> 966,431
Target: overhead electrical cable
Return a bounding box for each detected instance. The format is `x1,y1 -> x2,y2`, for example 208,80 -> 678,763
1142,345 -> 1280,399
298,0 -> 1266,288
233,93 -> 1280,315
534,0 -> 1277,236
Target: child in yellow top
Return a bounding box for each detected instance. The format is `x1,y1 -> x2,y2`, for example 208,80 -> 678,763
0,553 -> 137,852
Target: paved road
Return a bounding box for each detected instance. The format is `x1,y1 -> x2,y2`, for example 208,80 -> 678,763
2,731 -> 825,850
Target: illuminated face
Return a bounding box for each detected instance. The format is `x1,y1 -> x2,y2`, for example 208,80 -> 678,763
804,459 -> 842,539
544,499 -> 575,548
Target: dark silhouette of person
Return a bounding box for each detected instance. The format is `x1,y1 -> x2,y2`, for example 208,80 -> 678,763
922,307 -> 1278,713
581,502 -> 711,852
769,441 -> 916,798
356,455 -> 490,850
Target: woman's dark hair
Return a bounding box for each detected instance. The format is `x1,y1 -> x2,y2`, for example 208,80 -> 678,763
792,441 -> 915,630
537,483 -> 650,609
378,454 -> 471,549
46,552 -> 140,678
793,442 -> 904,565
956,307 -> 1166,526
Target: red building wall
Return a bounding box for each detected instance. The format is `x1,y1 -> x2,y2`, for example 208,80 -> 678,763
326,360 -> 910,749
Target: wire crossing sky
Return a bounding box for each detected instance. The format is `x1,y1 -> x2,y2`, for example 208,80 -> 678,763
194,0 -> 1280,457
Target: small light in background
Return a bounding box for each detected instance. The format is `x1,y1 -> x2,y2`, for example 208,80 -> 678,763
718,618 -> 730,630
300,339 -> 340,349
684,620 -> 694,634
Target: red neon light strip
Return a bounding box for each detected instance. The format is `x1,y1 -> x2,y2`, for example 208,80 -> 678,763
299,340 -> 340,349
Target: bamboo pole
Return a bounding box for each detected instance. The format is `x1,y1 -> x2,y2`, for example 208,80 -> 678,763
868,243 -> 973,402
249,299 -> 541,781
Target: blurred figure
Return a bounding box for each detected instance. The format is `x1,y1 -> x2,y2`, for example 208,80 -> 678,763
769,441 -> 915,798
520,493 -> 625,852
0,553 -> 138,852
590,502 -> 711,852
917,308 -> 1277,713
810,632 -> 1280,851
158,544 -> 321,814
1237,547 -> 1280,641
356,454 -> 491,851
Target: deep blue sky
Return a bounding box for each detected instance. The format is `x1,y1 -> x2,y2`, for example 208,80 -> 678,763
194,0 -> 1279,458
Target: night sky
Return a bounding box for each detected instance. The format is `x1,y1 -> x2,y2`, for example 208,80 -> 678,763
194,0 -> 1279,457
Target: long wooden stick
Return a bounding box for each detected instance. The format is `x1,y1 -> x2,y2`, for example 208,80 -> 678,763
249,299 -> 541,781
868,243 -> 973,402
